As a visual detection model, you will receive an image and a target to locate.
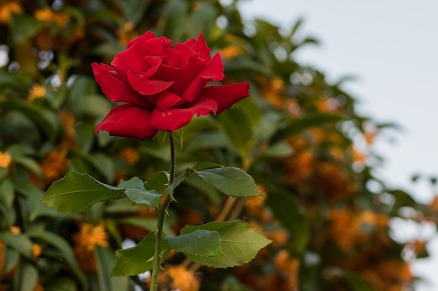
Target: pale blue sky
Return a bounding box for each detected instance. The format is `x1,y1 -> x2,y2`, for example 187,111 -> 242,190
237,0 -> 438,290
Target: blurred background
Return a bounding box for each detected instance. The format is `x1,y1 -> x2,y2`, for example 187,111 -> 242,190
0,0 -> 437,290
238,0 -> 438,290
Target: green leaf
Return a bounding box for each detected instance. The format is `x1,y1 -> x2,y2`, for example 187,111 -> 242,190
45,278 -> 77,291
161,0 -> 189,42
0,179 -> 14,207
125,189 -> 161,210
1,99 -> 59,141
271,112 -> 347,143
118,0 -> 149,24
166,230 -> 221,257
10,14 -> 44,44
0,233 -> 33,258
119,177 -> 162,210
145,171 -> 169,193
28,231 -> 87,288
259,142 -> 294,159
75,122 -> 95,153
118,176 -> 144,190
166,168 -> 191,198
7,144 -> 42,178
266,190 -> 310,253
217,108 -> 253,159
3,247 -> 20,274
118,217 -> 175,237
95,245 -> 130,291
0,203 -> 16,227
189,2 -> 216,37
89,152 -> 115,183
194,167 -> 261,197
181,221 -> 271,268
111,232 -> 170,276
41,171 -> 126,213
342,272 -> 374,291
193,162 -> 223,171
13,261 -> 38,291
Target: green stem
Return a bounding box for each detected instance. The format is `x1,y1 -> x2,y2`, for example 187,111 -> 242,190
150,132 -> 175,291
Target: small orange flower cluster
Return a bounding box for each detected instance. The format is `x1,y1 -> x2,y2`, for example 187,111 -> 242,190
284,149 -> 315,186
315,162 -> 356,201
219,34 -> 245,60
27,85 -> 46,102
263,250 -> 299,290
33,7 -> 84,51
327,208 -> 389,250
0,152 -> 12,169
364,260 -> 412,291
35,8 -> 70,27
73,222 -> 109,272
117,22 -> 138,45
119,147 -> 140,165
40,148 -> 70,184
259,77 -> 288,109
0,0 -> 22,24
154,265 -> 200,291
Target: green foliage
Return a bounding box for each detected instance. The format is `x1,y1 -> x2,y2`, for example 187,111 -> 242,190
166,230 -> 221,257
0,0 -> 432,290
112,233 -> 168,276
181,221 -> 271,268
41,172 -> 125,213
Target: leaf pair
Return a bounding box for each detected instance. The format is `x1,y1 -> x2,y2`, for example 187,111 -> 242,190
41,164 -> 261,213
111,221 -> 271,276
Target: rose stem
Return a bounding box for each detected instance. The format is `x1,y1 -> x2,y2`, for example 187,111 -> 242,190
150,131 -> 175,291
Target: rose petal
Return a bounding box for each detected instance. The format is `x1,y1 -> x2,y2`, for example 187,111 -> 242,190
156,91 -> 182,111
199,82 -> 250,114
181,53 -> 224,102
92,63 -> 153,108
127,31 -> 155,49
127,68 -> 173,96
95,104 -> 158,140
192,33 -> 211,60
176,56 -> 205,97
199,52 -> 224,81
151,98 -> 218,131
176,42 -> 199,67
111,41 -> 150,79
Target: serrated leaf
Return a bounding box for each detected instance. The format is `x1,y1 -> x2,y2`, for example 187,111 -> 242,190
165,168 -> 191,198
41,171 -> 125,213
118,176 -> 144,190
166,230 -> 221,257
125,189 -> 161,210
193,162 -> 223,171
145,171 -> 169,193
194,167 -> 261,197
118,177 -> 162,209
111,232 -> 170,276
181,221 -> 271,268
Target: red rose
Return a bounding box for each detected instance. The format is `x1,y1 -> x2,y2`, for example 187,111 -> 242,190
92,31 -> 250,140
